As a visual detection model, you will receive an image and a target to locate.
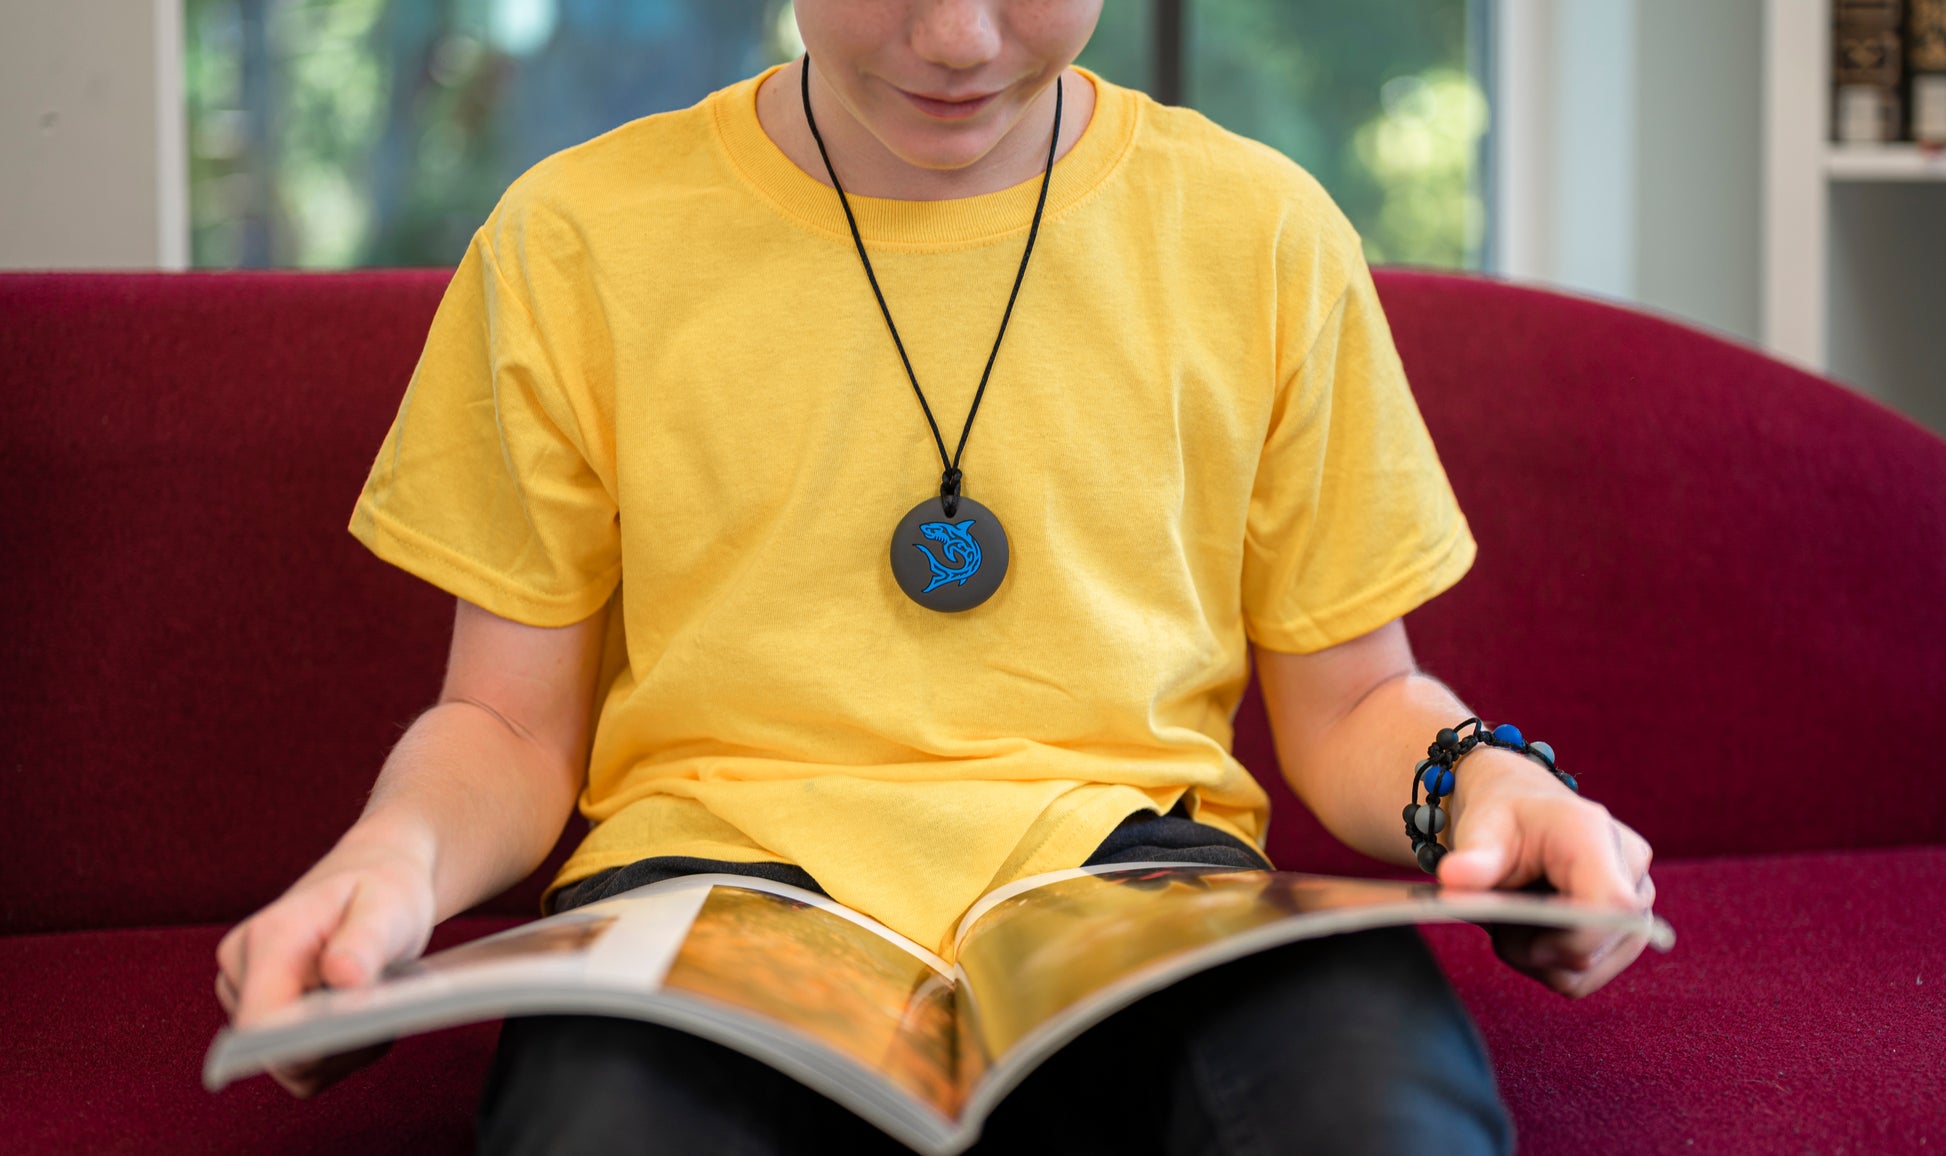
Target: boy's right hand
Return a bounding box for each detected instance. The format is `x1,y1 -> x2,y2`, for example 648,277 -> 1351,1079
214,830 -> 438,1098
213,599 -> 605,1098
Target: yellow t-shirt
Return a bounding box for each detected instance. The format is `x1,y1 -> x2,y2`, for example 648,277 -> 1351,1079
351,66 -> 1475,957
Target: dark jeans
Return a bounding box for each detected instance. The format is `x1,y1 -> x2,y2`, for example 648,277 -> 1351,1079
476,810 -> 1513,1155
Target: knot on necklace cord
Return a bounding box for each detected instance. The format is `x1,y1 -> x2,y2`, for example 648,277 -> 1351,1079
939,468 -> 963,518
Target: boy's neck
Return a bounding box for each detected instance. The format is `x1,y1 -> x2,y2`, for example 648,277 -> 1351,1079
754,57 -> 1096,202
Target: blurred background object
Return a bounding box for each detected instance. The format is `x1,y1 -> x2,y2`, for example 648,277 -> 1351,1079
171,0 -> 1487,272
1,0 -> 1940,436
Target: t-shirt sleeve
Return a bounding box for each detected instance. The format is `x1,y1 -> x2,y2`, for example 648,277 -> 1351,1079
1240,253 -> 1476,654
349,223 -> 621,627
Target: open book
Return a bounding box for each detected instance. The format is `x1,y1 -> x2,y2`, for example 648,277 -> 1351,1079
204,864 -> 1674,1154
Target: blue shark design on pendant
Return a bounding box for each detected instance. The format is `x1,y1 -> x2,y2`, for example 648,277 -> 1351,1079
914,519 -> 982,592
890,495 -> 1010,612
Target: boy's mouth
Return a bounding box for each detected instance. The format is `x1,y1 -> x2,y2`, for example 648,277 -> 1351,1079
896,87 -> 1001,120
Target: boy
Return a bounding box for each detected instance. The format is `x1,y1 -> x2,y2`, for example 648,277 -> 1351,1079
217,2 -> 1655,1151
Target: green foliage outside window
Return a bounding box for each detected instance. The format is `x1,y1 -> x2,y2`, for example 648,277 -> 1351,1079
1187,0 -> 1486,267
184,1 -> 1483,270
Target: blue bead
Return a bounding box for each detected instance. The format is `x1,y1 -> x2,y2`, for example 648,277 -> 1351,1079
1421,766 -> 1454,796
1493,723 -> 1524,746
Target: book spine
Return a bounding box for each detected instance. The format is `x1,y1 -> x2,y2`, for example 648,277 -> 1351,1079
1834,0 -> 1906,142
1910,0 -> 1946,143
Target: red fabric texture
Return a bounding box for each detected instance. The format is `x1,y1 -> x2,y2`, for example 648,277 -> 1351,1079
4,269 -> 1943,1153
0,271 -> 576,936
8,270 -> 1942,933
1256,272 -> 1946,877
1423,845 -> 1946,1154
2,855 -> 1936,1155
0,917 -> 516,1154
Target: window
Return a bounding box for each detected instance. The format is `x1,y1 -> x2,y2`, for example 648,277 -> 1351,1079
1182,1 -> 1488,268
184,0 -> 1486,269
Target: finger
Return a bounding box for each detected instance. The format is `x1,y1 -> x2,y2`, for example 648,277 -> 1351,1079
1497,930 -> 1610,988
217,923 -> 246,996
1435,800 -> 1521,891
1487,918 -> 1622,974
234,891 -> 346,1027
267,1064 -> 321,1100
1555,805 -> 1644,913
1487,921 -> 1581,973
1498,879 -> 1650,972
1523,925 -> 1627,973
266,1040 -> 394,1099
217,923 -> 240,977
1485,923 -> 1551,973
1576,930 -> 1650,996
1544,816 -> 1654,967
235,917 -> 324,1027
318,880 -> 417,990
216,970 -> 239,1017
1606,820 -> 1656,909
1538,930 -> 1651,1000
1614,818 -> 1655,878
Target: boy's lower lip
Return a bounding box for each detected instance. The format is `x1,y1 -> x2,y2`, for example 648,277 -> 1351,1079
898,88 -> 999,119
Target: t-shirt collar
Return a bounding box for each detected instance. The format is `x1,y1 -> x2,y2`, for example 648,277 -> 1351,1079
713,62 -> 1137,249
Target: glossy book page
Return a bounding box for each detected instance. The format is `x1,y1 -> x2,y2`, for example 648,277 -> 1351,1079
204,875 -> 970,1151
655,884 -> 963,1120
206,868 -> 1672,1156
949,864 -> 1675,1121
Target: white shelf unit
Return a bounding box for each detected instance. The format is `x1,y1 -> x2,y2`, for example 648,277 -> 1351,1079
1826,143 -> 1946,180
1764,0 -> 1946,438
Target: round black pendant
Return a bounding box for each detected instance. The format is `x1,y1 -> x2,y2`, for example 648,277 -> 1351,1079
889,495 -> 1009,612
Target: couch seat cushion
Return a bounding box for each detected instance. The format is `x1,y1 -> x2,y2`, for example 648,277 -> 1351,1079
1,916 -> 519,1154
5,847 -> 1940,1154
1423,843 -> 1945,1155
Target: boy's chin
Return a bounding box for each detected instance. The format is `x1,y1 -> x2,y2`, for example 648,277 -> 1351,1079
873,100 -> 1057,179
874,123 -> 1018,175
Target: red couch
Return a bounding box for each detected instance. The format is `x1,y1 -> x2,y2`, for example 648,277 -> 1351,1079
3,269 -> 1942,1154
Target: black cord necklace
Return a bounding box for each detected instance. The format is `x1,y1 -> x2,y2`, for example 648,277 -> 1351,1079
800,56 -> 1061,613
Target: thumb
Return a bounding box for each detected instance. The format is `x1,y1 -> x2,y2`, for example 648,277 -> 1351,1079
1437,804 -> 1517,890
318,881 -> 414,989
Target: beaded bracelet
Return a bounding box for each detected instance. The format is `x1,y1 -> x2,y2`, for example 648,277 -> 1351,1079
1405,718 -> 1579,874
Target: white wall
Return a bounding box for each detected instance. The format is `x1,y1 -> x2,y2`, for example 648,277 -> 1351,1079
1635,0 -> 1765,344
0,0 -> 187,270
1828,182 -> 1946,435
1554,0 -> 1638,302
1496,0 -> 1766,345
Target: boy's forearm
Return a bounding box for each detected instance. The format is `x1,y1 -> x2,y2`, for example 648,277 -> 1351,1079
333,700 -> 581,922
1278,672 -> 1544,869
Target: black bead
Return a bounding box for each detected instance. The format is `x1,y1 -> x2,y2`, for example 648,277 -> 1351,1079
1403,803 -> 1421,825
1416,841 -> 1446,873
1436,728 -> 1459,749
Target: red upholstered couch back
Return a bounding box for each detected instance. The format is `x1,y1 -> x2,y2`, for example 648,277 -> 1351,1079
4,270 -> 1942,936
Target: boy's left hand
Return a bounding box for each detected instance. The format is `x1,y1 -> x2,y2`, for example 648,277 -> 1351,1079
1432,750 -> 1657,999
